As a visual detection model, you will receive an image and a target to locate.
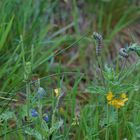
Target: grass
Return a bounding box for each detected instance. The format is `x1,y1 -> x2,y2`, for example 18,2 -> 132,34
0,0 -> 140,139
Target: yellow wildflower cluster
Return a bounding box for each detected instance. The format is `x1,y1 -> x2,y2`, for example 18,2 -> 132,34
106,91 -> 128,109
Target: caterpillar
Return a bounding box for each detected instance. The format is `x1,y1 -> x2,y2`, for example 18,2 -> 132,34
119,43 -> 140,58
119,48 -> 129,58
93,32 -> 103,55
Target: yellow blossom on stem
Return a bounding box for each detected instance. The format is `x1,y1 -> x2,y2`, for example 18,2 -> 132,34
109,99 -> 124,108
106,91 -> 114,101
121,93 -> 127,99
123,98 -> 128,102
54,88 -> 61,97
107,91 -> 128,109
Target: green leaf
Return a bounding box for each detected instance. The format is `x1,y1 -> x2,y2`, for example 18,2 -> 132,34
49,119 -> 63,135
24,127 -> 42,140
0,16 -> 14,51
86,86 -> 106,95
0,111 -> 15,121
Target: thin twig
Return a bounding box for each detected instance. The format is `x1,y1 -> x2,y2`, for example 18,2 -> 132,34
0,96 -> 17,102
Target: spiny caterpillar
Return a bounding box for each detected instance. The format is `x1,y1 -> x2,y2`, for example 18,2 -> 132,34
119,43 -> 140,58
119,48 -> 129,58
93,32 -> 103,56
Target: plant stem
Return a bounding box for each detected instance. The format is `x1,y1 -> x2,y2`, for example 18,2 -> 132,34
97,56 -> 106,90
118,58 -> 127,80
105,104 -> 109,140
116,109 -> 119,140
26,82 -> 30,119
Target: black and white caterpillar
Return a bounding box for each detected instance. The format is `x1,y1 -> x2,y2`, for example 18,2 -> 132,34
93,32 -> 103,56
119,43 -> 140,58
119,48 -> 129,58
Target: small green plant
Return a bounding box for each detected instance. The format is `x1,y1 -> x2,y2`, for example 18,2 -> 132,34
0,1 -> 140,139
86,32 -> 140,139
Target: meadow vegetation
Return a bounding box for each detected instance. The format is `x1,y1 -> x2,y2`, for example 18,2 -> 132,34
0,0 -> 140,140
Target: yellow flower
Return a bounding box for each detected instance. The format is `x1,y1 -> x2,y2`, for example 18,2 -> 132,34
109,98 -> 128,108
123,98 -> 128,102
109,99 -> 124,108
115,99 -> 125,108
107,91 -> 128,109
54,88 -> 61,97
106,91 -> 114,101
121,93 -> 127,99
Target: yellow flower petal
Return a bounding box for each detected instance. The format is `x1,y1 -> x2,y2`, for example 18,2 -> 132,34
109,99 -> 118,106
54,88 -> 61,97
108,99 -> 124,108
123,98 -> 128,102
116,99 -> 124,106
121,93 -> 127,99
106,91 -> 114,101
